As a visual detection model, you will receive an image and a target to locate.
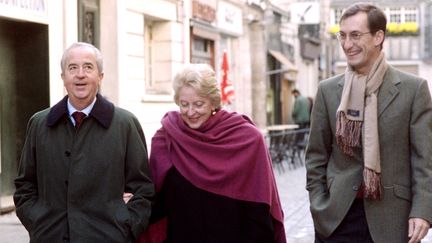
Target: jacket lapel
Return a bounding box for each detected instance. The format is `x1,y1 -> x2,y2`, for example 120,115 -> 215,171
337,76 -> 344,104
378,67 -> 400,117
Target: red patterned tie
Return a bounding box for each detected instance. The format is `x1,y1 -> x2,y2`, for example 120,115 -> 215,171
72,111 -> 86,129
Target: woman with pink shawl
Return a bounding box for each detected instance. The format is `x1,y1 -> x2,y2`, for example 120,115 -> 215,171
137,64 -> 286,243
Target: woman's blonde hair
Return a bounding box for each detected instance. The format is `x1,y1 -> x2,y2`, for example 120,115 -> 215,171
173,64 -> 222,110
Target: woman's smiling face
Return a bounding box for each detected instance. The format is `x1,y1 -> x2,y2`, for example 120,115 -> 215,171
178,85 -> 215,129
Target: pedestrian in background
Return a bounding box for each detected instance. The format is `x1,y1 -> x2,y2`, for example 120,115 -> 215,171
137,63 -> 286,243
306,2 -> 432,243
14,42 -> 155,242
291,89 -> 311,129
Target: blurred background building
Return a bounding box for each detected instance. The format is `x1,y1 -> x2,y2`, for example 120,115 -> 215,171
326,0 -> 432,86
1,0 -> 431,212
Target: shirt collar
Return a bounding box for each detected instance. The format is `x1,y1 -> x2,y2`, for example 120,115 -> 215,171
47,93 -> 114,129
67,97 -> 97,117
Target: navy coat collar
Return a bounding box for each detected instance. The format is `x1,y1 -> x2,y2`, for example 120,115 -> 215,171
47,93 -> 114,128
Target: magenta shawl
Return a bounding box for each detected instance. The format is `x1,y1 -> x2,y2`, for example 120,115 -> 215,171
149,110 -> 286,243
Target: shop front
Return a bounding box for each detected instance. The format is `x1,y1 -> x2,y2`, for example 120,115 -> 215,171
0,0 -> 50,212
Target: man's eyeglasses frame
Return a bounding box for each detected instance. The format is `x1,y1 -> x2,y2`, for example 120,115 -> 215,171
336,31 -> 372,42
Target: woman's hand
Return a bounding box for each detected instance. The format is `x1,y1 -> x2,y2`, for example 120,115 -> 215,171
123,192 -> 134,203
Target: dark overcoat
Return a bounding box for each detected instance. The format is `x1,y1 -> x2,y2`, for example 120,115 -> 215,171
14,94 -> 154,243
306,66 -> 432,243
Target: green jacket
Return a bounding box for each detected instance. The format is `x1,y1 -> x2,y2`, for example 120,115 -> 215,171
292,95 -> 310,124
14,94 -> 155,243
306,66 -> 432,243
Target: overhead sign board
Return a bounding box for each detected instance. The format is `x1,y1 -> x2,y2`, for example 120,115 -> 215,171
217,1 -> 243,36
290,1 -> 320,24
0,0 -> 48,24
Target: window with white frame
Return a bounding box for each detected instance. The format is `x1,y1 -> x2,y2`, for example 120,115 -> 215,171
144,21 -> 155,94
387,6 -> 417,23
332,8 -> 343,25
330,6 -> 418,27
389,7 -> 401,23
403,7 -> 417,22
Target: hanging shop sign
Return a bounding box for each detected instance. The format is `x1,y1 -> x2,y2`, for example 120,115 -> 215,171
217,1 -> 243,36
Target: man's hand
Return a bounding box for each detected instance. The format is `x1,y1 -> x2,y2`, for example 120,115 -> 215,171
408,217 -> 430,243
123,192 -> 133,203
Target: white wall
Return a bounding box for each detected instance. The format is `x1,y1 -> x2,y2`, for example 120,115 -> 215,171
49,0 -> 78,105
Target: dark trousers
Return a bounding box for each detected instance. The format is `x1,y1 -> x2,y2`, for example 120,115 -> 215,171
315,199 -> 374,243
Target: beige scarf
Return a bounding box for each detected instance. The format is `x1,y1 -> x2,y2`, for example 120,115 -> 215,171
336,52 -> 388,200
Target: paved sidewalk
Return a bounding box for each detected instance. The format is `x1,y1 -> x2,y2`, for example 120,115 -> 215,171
2,164 -> 432,243
0,211 -> 28,243
275,165 -> 314,243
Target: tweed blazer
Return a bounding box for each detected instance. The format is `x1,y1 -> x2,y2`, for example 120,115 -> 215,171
306,65 -> 432,243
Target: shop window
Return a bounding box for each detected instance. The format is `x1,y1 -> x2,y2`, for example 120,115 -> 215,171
191,36 -> 214,66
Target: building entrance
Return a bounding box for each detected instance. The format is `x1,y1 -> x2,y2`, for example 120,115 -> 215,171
0,18 -> 49,212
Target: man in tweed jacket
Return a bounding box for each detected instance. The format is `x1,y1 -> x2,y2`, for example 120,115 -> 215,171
306,3 -> 432,243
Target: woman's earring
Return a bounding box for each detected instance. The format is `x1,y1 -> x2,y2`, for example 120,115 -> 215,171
211,110 -> 216,115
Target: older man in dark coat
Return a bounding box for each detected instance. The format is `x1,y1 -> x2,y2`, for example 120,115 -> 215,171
14,42 -> 154,243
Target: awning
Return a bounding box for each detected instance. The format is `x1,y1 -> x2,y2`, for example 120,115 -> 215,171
269,50 -> 297,71
191,19 -> 220,40
267,50 -> 298,80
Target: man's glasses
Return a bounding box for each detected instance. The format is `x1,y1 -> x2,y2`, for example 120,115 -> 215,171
336,31 -> 371,42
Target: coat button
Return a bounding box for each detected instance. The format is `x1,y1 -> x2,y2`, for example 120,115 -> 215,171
353,185 -> 359,191
63,235 -> 69,242
64,151 -> 71,157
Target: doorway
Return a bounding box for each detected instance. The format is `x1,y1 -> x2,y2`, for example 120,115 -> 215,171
0,18 -> 49,209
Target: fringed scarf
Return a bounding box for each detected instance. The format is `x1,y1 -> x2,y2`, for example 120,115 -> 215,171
336,52 -> 388,200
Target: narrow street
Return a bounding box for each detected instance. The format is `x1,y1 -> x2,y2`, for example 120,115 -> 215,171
2,164 -> 432,243
275,164 -> 315,242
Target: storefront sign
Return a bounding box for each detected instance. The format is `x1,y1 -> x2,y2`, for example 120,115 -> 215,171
192,0 -> 216,23
0,0 -> 47,24
217,1 -> 243,36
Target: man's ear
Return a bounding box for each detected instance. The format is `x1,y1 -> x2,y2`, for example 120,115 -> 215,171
374,30 -> 385,47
